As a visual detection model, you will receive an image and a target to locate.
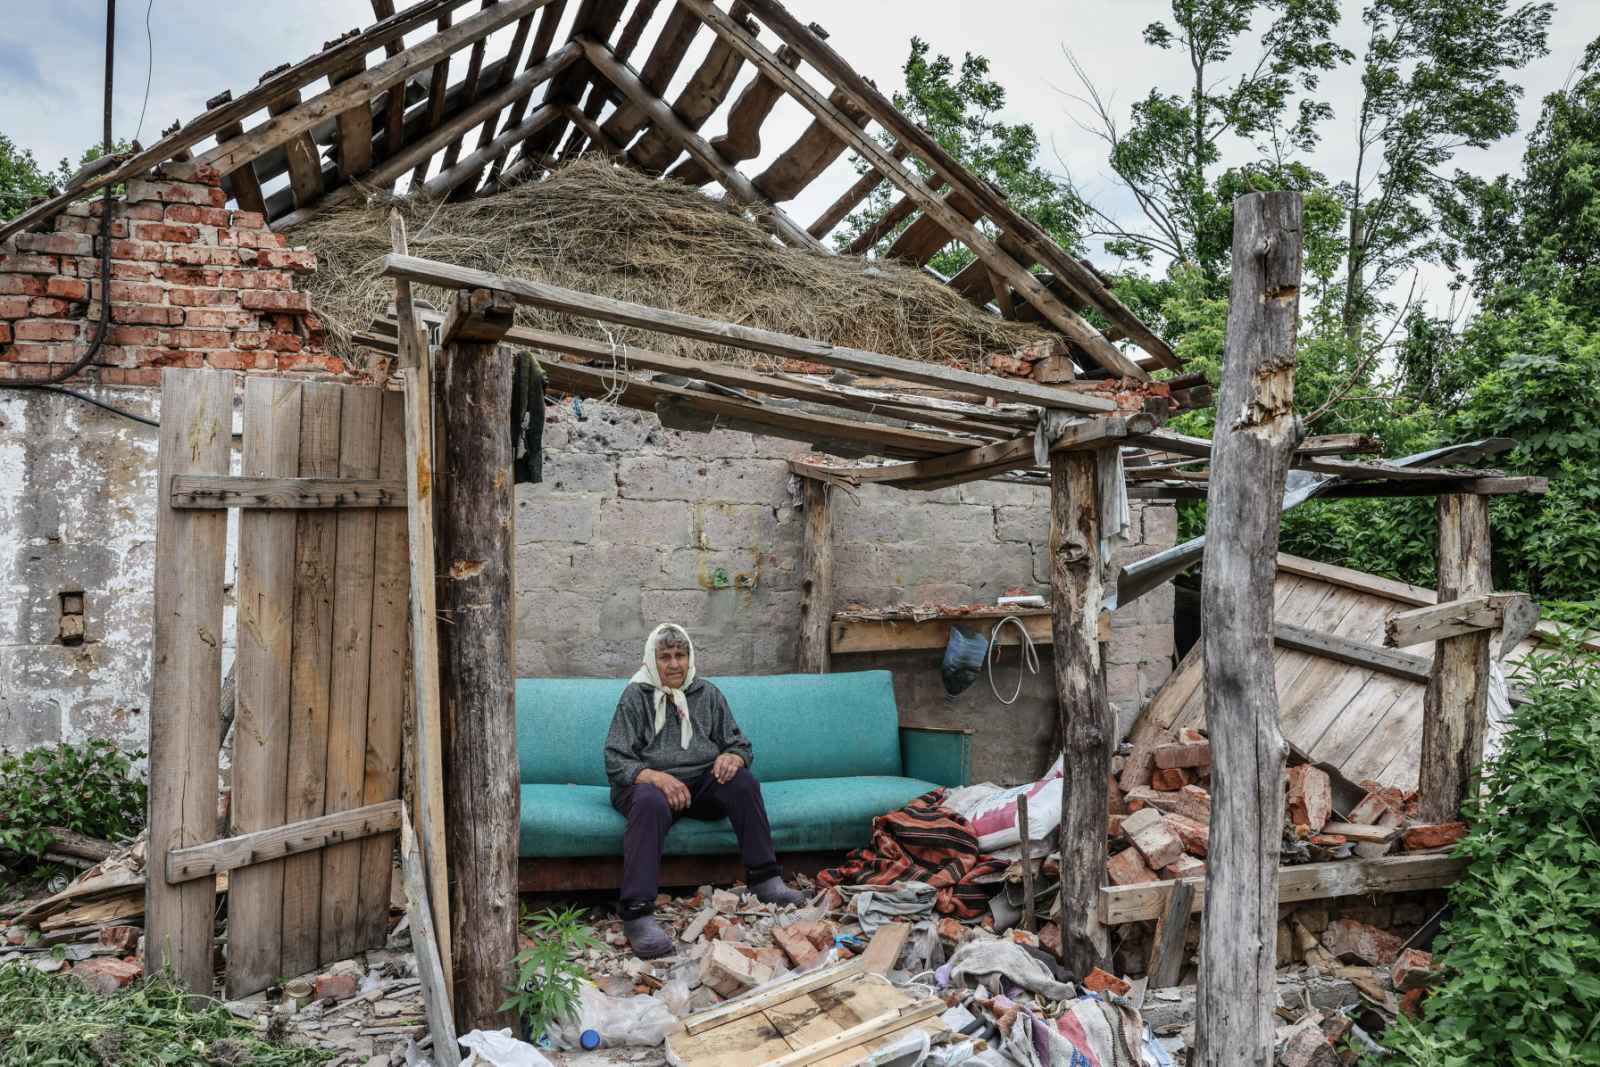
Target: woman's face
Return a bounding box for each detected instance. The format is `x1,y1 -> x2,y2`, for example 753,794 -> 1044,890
655,642 -> 690,689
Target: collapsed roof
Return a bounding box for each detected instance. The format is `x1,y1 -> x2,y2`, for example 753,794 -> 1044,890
4,0 -> 1179,381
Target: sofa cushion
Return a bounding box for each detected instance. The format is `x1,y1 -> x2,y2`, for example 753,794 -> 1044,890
519,775 -> 937,858
515,671 -> 904,786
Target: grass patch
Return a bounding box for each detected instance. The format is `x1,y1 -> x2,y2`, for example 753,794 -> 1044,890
0,964 -> 332,1066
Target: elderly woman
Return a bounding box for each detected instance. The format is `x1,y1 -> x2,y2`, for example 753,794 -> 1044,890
604,624 -> 804,958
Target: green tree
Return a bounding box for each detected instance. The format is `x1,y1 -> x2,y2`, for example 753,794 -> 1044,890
1065,0 -> 1351,282
1339,0 -> 1552,345
835,38 -> 1084,277
0,133 -> 55,221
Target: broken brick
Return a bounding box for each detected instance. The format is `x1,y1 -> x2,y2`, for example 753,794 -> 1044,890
1402,822 -> 1467,851
97,925 -> 140,953
1175,785 -> 1211,823
1039,923 -> 1062,957
1322,919 -> 1404,967
1153,740 -> 1211,769
937,917 -> 969,944
1106,846 -> 1159,886
1165,813 -> 1210,857
1400,987 -> 1427,1018
1163,855 -> 1206,879
313,972 -> 359,1002
1280,1023 -> 1340,1067
1123,806 -> 1184,869
73,957 -> 142,995
1151,766 -> 1194,791
701,940 -> 772,997
1287,764 -> 1333,832
772,924 -> 821,969
1390,948 -> 1435,991
1123,786 -> 1183,814
1081,967 -> 1131,997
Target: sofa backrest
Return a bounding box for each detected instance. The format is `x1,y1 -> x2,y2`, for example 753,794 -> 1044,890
515,670 -> 904,786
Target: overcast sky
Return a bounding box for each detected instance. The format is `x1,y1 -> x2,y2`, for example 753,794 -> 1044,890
5,0 -> 1597,321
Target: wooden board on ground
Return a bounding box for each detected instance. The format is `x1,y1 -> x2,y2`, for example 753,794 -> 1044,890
668,969 -> 947,1067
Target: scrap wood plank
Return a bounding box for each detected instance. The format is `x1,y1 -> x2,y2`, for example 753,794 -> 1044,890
357,390 -> 412,952
682,959 -> 865,1035
763,993 -> 945,1067
229,376 -> 304,999
858,924 -> 912,975
382,253 -> 1120,413
403,366 -> 453,1004
1321,822 -> 1399,844
0,0 -> 477,242
145,367 -> 231,997
281,382 -> 343,979
1097,854 -> 1469,925
831,611 -> 1055,655
320,387 -> 385,963
1146,879 -> 1195,988
166,801 -> 403,883
1384,593 -> 1533,647
400,806 -> 461,1067
170,475 -> 407,509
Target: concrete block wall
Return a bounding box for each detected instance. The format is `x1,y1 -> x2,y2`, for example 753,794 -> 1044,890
519,403 -> 1179,784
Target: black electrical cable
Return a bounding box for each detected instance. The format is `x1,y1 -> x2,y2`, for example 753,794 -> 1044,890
0,0 -> 158,431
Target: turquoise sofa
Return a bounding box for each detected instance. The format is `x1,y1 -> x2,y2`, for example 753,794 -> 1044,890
515,671 -> 970,877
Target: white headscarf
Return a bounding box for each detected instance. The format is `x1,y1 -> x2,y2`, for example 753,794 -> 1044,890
630,623 -> 697,749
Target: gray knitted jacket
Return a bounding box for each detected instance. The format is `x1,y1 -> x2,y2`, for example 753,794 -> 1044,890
602,678 -> 755,803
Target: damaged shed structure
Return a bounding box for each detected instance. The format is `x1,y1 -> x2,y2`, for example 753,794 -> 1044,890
0,0 -> 1551,1059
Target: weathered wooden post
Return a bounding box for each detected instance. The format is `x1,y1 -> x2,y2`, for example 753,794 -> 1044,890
1050,445 -> 1111,974
1418,494 -> 1493,821
796,476 -> 834,672
434,287 -> 519,1030
1194,190 -> 1303,1067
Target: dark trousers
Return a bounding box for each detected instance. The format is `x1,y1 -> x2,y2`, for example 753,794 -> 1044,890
614,767 -> 781,918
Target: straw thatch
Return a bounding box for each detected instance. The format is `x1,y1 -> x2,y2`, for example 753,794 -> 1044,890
289,158 -> 1055,372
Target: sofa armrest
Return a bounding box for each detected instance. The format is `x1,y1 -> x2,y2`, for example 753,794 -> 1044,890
899,725 -> 973,788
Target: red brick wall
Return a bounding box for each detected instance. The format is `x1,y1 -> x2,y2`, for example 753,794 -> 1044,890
0,166 -> 340,384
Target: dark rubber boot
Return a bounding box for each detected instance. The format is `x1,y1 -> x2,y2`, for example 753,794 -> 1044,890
750,876 -> 806,907
623,915 -> 675,960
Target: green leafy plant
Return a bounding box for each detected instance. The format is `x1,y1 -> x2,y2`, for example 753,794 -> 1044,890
501,905 -> 601,1041
0,964 -> 330,1065
0,740 -> 147,862
1373,634 -> 1600,1066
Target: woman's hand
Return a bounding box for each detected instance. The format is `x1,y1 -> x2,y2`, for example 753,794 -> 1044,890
638,768 -> 691,811
712,752 -> 745,784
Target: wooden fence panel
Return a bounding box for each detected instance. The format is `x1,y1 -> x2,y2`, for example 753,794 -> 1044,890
320,387 -> 383,961
146,368 -> 233,997
230,377 -> 304,997
357,390 -> 412,950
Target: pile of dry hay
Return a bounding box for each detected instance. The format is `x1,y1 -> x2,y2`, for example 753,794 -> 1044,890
290,158 -> 1054,372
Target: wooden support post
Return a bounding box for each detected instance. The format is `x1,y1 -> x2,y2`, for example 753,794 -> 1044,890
1418,494 -> 1493,822
796,477 -> 833,673
433,288 -> 519,1032
1147,880 -> 1194,988
146,368 -> 232,999
1194,190 -> 1303,1067
1049,446 -> 1110,975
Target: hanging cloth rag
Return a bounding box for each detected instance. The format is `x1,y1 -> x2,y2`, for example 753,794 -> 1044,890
629,623 -> 697,749
511,352 -> 545,485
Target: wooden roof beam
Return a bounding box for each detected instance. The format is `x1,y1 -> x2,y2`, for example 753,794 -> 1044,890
739,0 -> 1179,370
886,188 -> 983,266
382,252 -> 1121,412
436,2 -> 495,175
269,44 -> 577,230
750,85 -> 869,203
843,176 -> 942,256
409,8 -> 457,186
481,0 -> 569,190
197,0 -> 554,177
627,3 -> 753,175
558,0 -> 664,160
599,2 -> 703,147
579,36 -> 823,250
807,142 -> 909,240
0,0 -> 481,242
678,0 -> 1148,381
521,0 -> 630,164
667,44 -> 800,186
204,90 -> 269,216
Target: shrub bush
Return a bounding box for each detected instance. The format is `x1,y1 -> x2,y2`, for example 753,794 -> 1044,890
0,740 -> 147,862
1374,635 -> 1600,1066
